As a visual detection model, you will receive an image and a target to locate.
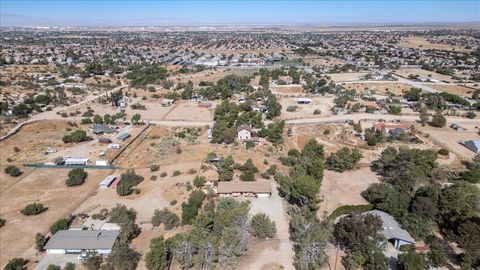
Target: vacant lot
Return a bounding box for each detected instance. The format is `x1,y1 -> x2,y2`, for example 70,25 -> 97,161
396,67 -> 453,83
279,96 -> 334,120
427,84 -> 474,96
0,168 -> 110,268
270,84 -> 305,95
341,82 -> 412,95
163,101 -> 215,122
328,72 -> 370,82
398,36 -> 472,52
418,126 -> 479,161
0,120 -> 74,164
318,167 -> 380,218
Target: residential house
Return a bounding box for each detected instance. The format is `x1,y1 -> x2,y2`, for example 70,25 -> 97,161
44,230 -> 120,255
91,124 -> 115,135
373,122 -> 408,135
366,210 -> 415,249
216,180 -> 272,198
237,124 -> 253,141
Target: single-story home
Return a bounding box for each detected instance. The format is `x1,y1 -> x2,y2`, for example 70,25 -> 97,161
216,180 -> 272,198
44,230 -> 120,255
91,124 -> 115,135
237,124 -> 253,141
463,140 -> 480,153
366,210 -> 415,249
65,158 -> 89,166
99,175 -> 117,189
373,122 -> 408,135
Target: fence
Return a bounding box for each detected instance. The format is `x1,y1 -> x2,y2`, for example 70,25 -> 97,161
23,164 -> 117,170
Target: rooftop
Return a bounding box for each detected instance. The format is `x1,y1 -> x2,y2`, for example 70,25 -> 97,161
44,230 -> 120,250
366,210 -> 415,244
217,180 -> 272,194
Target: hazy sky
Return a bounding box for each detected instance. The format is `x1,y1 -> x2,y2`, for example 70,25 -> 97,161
1,0 -> 479,26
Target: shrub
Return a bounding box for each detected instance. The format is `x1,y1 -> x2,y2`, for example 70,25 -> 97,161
13,146 -> 20,153
245,141 -> 256,149
193,176 -> 205,187
116,170 -> 144,196
151,208 -> 180,230
35,232 -> 47,251
49,218 -> 70,234
150,164 -> 160,172
188,168 -> 197,174
325,147 -> 363,172
66,168 -> 88,186
150,175 -> 157,181
62,130 -> 87,143
0,218 -> 5,227
64,262 -> 75,270
438,148 -> 449,156
54,156 -> 65,165
4,165 -> 22,177
4,258 -> 29,270
313,109 -> 321,115
429,111 -> 446,127
170,200 -> 177,206
286,105 -> 297,112
21,203 -> 47,216
172,170 -> 181,177
80,118 -> 92,124
160,172 -> 167,177
327,204 -> 374,221
240,170 -> 255,181
250,213 -> 276,239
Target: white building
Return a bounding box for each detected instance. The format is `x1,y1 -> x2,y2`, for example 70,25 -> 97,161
99,175 -> 117,189
64,158 -> 89,166
237,125 -> 252,141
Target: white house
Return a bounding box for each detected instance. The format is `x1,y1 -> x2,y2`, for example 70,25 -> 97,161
237,125 -> 252,141
64,158 -> 89,166
45,230 -> 120,255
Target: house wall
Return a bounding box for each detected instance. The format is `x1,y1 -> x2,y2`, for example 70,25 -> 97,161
237,130 -> 251,140
47,249 -> 66,254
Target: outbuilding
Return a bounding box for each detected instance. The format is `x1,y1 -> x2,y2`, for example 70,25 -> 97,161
297,98 -> 312,104
463,140 -> 480,153
108,143 -> 121,149
64,158 -> 89,166
44,230 -> 120,255
99,175 -> 117,188
161,99 -> 175,107
117,133 -> 130,141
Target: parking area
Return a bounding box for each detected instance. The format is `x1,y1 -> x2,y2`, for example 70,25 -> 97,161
35,254 -> 80,270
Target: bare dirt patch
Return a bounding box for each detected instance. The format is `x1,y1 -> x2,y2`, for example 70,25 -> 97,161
0,168 -> 110,268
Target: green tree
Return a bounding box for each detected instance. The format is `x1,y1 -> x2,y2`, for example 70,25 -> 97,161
250,213 -> 276,239
325,147 -> 362,172
66,168 -> 88,186
49,218 -> 70,234
145,236 -> 170,270
35,233 -> 47,252
21,203 -> 47,216
429,110 -> 446,127
4,258 -> 29,270
397,252 -> 427,270
92,114 -> 103,124
131,113 -> 141,125
107,244 -> 141,270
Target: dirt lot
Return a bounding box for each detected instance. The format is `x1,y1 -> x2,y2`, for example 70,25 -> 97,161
417,125 -> 480,161
303,57 -> 346,69
0,120 -> 75,164
163,101 -> 215,122
396,67 -> 454,83
328,72 -> 370,82
341,82 -> 412,95
318,167 -> 380,218
279,96 -> 334,120
237,186 -> 295,270
0,168 -> 110,268
427,84 -> 474,96
398,36 -> 472,52
270,84 -> 305,95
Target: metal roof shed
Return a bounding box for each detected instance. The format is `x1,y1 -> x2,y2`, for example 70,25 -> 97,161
99,175 -> 116,188
117,133 -> 130,141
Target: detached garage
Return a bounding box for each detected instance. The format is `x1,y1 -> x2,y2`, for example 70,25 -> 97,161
45,230 -> 119,255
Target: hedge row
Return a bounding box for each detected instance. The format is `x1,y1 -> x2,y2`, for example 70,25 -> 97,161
327,204 -> 374,221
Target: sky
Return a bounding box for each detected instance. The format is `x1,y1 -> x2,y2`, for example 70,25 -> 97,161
1,0 -> 479,27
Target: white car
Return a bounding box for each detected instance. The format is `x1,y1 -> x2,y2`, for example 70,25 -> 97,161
78,253 -> 89,261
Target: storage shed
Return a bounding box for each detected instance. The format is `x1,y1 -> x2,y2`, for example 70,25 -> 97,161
99,175 -> 117,188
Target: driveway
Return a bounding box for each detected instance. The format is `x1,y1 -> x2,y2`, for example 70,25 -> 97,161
35,254 -> 80,270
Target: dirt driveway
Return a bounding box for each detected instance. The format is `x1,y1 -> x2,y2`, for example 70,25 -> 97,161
237,184 -> 295,270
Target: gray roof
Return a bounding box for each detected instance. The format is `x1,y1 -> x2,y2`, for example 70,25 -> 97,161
45,230 -> 120,250
117,133 -> 130,140
366,210 -> 415,244
91,124 -> 115,134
